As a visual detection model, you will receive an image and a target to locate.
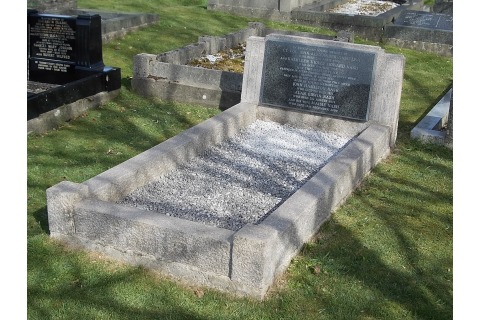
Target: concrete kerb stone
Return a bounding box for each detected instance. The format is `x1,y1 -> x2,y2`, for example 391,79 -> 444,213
382,38 -> 452,57
157,22 -> 264,65
62,9 -> 159,44
383,23 -> 453,56
411,88 -> 452,145
207,0 -> 292,21
47,181 -> 89,237
74,199 -> 235,277
132,23 -> 265,109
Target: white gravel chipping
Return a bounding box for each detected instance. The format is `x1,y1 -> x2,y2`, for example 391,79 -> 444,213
327,0 -> 399,16
118,120 -> 352,231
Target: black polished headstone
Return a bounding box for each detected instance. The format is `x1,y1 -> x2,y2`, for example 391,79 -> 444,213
28,10 -> 105,84
395,10 -> 453,31
27,9 -> 121,121
261,38 -> 376,121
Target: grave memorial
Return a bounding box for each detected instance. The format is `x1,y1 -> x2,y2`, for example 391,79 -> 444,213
132,22 -> 354,110
208,0 -> 425,41
394,10 -> 453,30
47,34 -> 404,299
27,9 -> 121,133
383,9 -> 453,56
27,0 -> 160,44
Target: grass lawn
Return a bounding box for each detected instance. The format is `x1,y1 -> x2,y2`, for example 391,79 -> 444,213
24,1 -> 454,319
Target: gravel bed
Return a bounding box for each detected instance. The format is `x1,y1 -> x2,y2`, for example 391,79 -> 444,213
327,0 -> 400,16
118,120 -> 351,231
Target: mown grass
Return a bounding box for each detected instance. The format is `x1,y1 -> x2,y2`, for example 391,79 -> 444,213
27,1 -> 453,319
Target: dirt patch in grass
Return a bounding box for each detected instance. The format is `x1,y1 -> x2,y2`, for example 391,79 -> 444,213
187,42 -> 246,73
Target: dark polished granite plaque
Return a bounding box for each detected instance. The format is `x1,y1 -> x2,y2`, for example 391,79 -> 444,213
395,10 -> 453,31
261,39 -> 376,121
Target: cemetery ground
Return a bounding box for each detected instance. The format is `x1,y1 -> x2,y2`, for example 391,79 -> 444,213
27,0 -> 453,319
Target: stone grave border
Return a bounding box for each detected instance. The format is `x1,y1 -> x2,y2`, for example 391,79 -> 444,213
383,10 -> 452,57
132,22 -> 353,110
66,9 -> 159,43
47,35 -> 404,299
411,87 -> 452,146
207,0 -> 453,56
207,0 -> 318,21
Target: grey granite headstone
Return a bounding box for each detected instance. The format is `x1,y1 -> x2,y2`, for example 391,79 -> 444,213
260,38 -> 376,121
395,10 -> 453,31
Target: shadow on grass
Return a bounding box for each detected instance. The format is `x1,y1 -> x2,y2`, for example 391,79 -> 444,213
27,84 -> 219,234
297,139 -> 452,319
28,243 -> 205,319
27,85 -> 222,316
311,222 -> 451,319
32,206 -> 49,235
27,84 -> 452,317
121,77 -> 132,91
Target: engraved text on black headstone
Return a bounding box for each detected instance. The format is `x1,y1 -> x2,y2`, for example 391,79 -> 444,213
29,15 -> 76,61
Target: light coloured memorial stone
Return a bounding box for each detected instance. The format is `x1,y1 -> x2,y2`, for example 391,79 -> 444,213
47,34 -> 404,299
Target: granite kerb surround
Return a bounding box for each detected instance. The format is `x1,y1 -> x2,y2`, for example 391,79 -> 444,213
66,9 -> 159,43
383,9 -> 453,56
207,0 -> 321,21
411,87 -> 452,146
47,34 -> 404,298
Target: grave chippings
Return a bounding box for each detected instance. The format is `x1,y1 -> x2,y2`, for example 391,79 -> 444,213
118,120 -> 352,231
326,0 -> 400,16
47,33 -> 404,299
